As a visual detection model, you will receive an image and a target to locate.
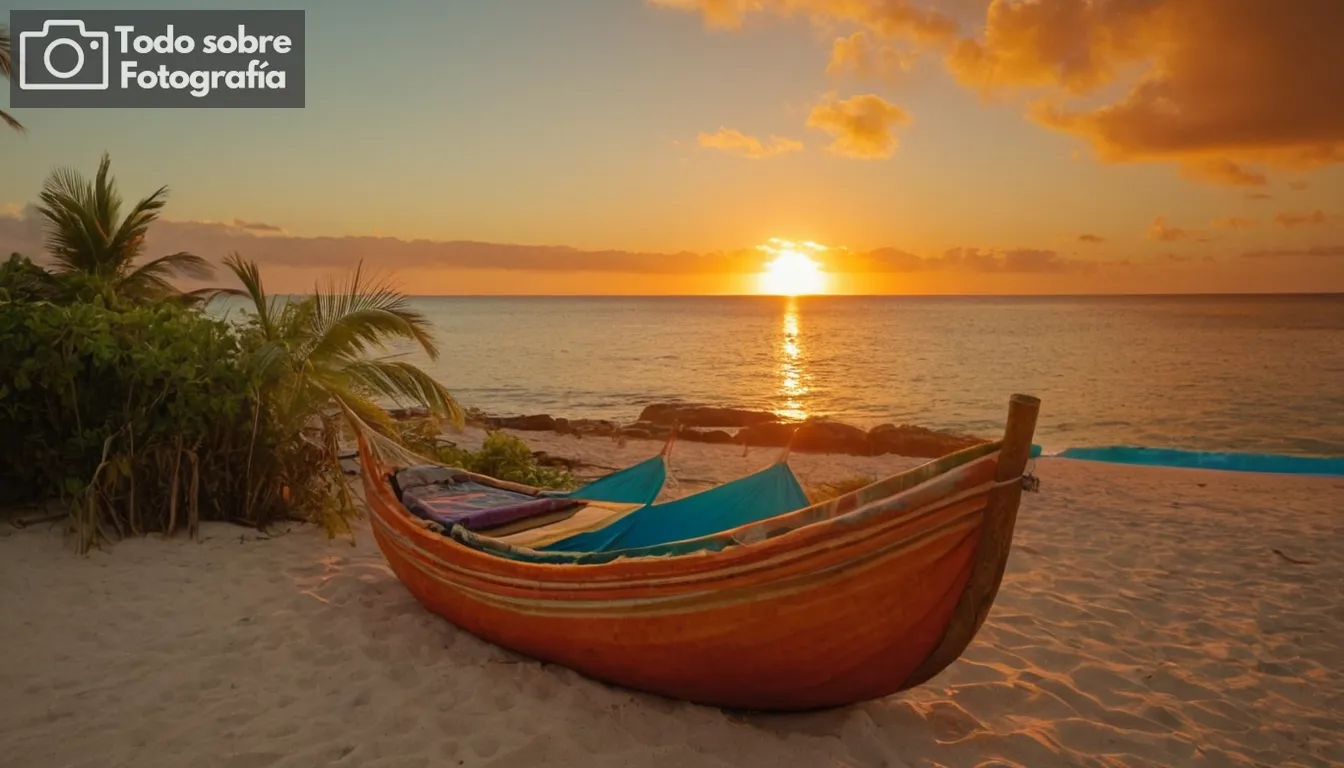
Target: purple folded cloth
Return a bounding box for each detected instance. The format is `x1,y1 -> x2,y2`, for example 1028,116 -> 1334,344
401,480 -> 581,531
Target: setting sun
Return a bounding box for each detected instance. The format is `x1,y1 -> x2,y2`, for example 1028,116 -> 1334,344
759,243 -> 828,296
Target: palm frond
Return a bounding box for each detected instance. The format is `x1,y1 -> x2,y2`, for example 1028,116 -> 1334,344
169,285 -> 246,308
34,153 -> 209,303
124,251 -> 215,284
311,260 -> 439,359
222,253 -> 280,340
0,110 -> 23,133
0,25 -> 14,82
306,307 -> 439,366
37,167 -> 105,274
244,340 -> 292,384
342,359 -> 464,428
103,186 -> 168,267
91,153 -> 124,245
321,383 -> 399,438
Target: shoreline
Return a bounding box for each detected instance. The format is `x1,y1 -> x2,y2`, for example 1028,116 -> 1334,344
396,405 -> 1344,478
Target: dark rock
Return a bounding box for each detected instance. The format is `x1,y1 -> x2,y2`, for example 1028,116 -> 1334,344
620,427 -> 653,440
620,421 -> 673,439
793,419 -> 870,455
568,419 -> 618,437
388,406 -> 430,421
637,403 -> 778,429
493,414 -> 557,431
867,423 -> 986,459
733,421 -> 797,447
680,428 -> 733,445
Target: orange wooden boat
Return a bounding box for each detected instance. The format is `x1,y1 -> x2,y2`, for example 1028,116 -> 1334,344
355,394 -> 1041,711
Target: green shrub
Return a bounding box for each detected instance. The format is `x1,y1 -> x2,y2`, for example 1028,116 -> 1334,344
395,419 -> 578,490
443,432 -> 580,491
0,297 -> 267,548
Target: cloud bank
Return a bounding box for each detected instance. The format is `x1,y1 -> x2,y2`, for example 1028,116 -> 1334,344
1,205 -> 1117,289
656,0 -> 1344,183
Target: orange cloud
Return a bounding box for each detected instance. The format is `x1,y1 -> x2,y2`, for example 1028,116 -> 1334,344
649,0 -> 959,43
1078,234 -> 1105,243
1179,159 -> 1268,188
999,0 -> 1344,183
1274,210 -> 1333,229
843,246 -> 1103,274
806,93 -> 910,159
1211,217 -> 1256,231
697,127 -> 804,158
1148,216 -> 1211,243
668,1 -> 1344,185
946,0 -> 1156,94
1244,245 -> 1344,259
827,32 -> 917,80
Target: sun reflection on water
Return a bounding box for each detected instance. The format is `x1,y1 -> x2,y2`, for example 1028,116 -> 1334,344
776,298 -> 811,421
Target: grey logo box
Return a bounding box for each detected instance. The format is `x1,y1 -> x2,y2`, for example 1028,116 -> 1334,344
10,9 -> 305,108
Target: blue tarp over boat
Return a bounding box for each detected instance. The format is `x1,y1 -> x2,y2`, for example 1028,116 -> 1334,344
548,454 -> 668,506
543,461 -> 810,552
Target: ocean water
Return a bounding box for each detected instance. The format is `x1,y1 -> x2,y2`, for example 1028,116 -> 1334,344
213,294 -> 1344,457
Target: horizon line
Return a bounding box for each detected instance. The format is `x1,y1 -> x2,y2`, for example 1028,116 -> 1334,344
371,291 -> 1344,299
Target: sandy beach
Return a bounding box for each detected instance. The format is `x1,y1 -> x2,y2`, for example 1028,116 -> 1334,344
2,430 -> 1342,768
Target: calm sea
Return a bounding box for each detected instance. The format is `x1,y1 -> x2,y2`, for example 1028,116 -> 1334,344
214,295 -> 1344,457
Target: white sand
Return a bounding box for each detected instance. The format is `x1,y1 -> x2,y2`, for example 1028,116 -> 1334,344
3,431 -> 1342,768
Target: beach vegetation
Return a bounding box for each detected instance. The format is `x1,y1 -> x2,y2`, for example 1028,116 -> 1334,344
0,298 -> 259,547
397,419 -> 579,490
220,253 -> 464,539
30,152 -> 229,306
0,153 -> 468,552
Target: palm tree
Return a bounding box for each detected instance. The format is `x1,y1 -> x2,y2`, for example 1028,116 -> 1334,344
1,25 -> 23,132
223,253 -> 463,533
36,152 -> 224,304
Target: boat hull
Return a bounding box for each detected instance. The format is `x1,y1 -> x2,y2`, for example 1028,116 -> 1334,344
356,393 -> 1040,711
363,453 -> 999,711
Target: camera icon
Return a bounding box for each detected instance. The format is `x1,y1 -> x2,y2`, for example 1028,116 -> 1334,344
18,20 -> 110,91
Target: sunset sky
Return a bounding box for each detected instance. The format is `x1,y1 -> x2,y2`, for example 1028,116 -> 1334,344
3,0 -> 1343,294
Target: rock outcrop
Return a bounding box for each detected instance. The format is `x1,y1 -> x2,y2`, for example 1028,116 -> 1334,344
401,404 -> 987,460
636,403 -> 778,428
867,423 -> 986,458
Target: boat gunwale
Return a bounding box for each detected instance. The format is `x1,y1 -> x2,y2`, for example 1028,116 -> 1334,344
368,472 -> 1001,596
358,434 -> 1006,578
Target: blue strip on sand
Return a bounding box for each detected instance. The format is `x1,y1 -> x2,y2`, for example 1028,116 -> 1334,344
1055,446 -> 1344,477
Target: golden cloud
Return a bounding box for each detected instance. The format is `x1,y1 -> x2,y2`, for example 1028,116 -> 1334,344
1211,217 -> 1256,231
827,31 -> 917,80
649,0 -> 960,43
697,127 -> 804,158
1244,245 -> 1344,259
806,93 -> 910,159
1178,158 -> 1268,188
1148,216 -> 1211,243
659,0 -> 1344,183
1274,210 -> 1333,229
